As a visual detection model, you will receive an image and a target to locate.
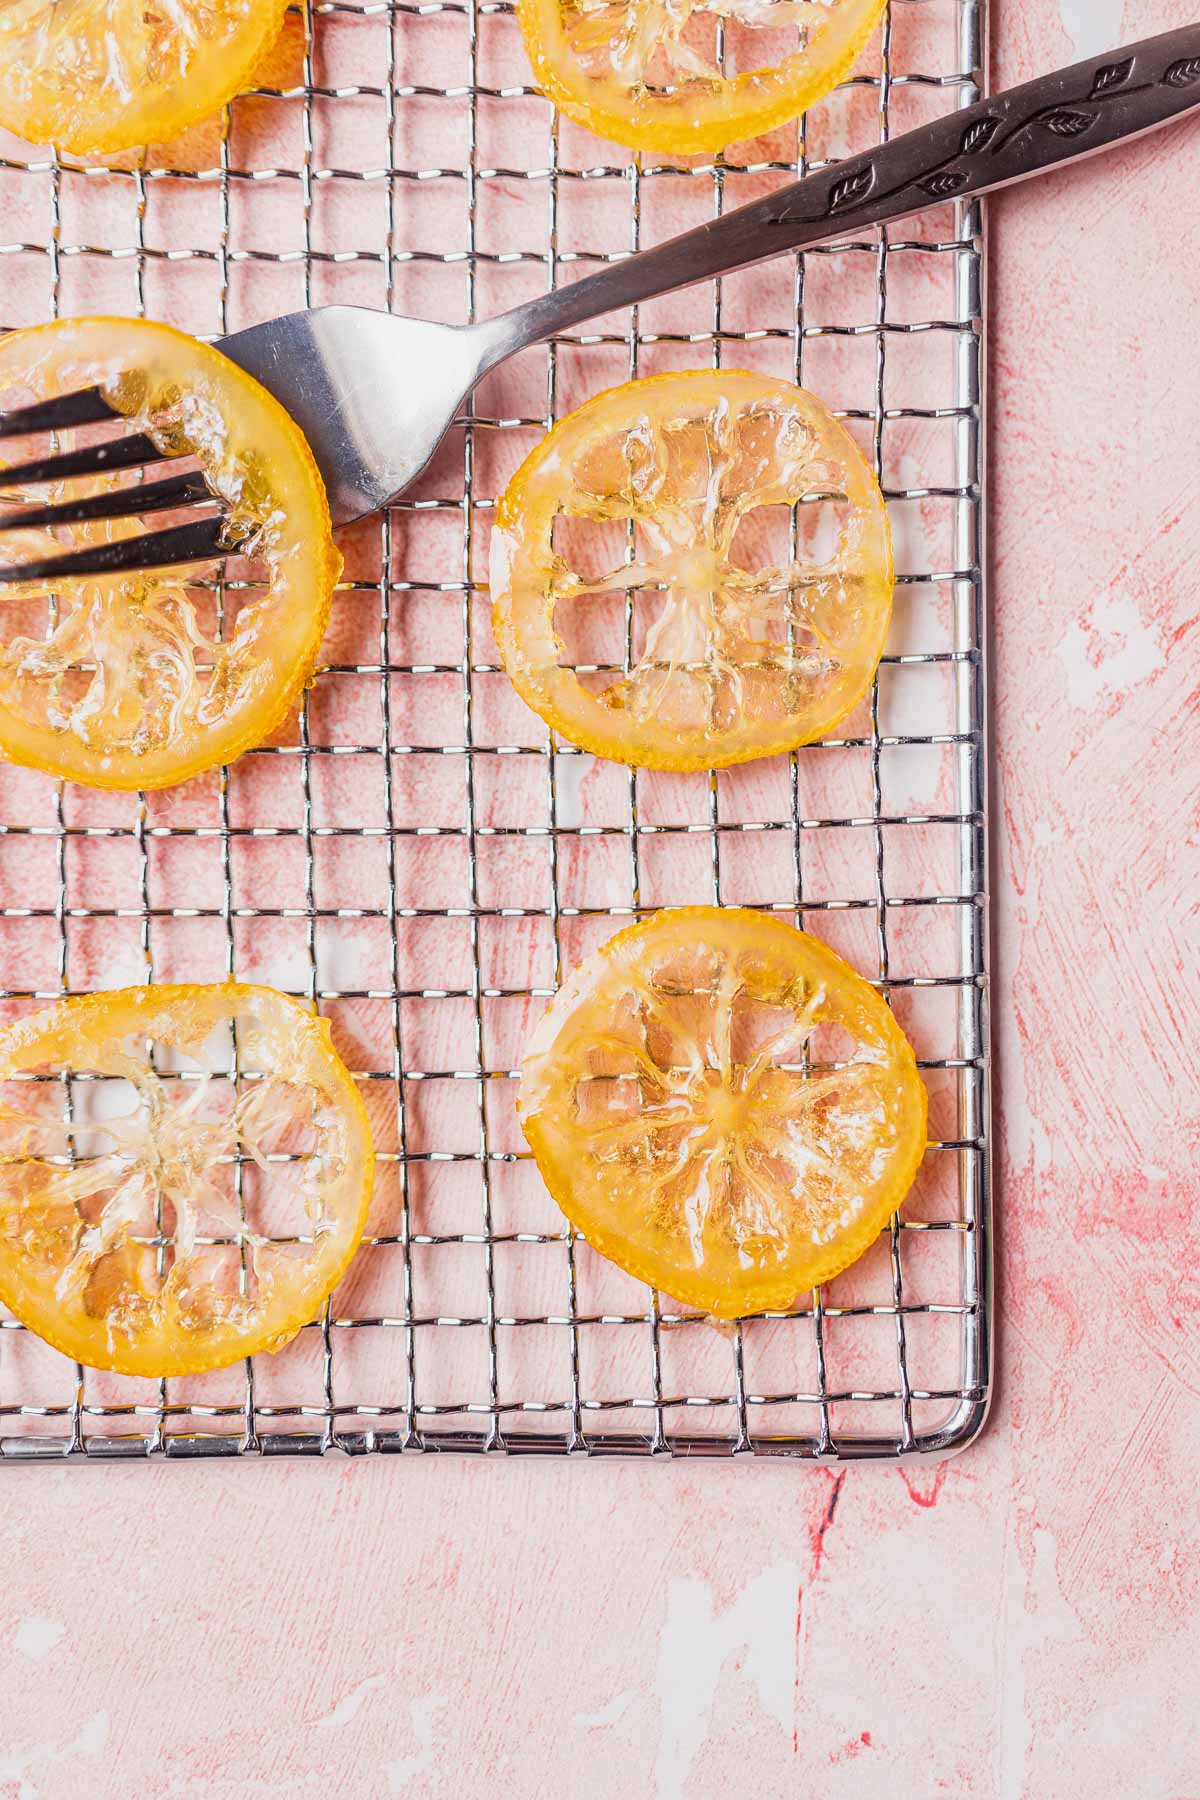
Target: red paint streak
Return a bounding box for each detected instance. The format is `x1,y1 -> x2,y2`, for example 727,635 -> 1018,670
792,1575 -> 802,1755
900,1463 -> 949,1509
809,1470 -> 846,1575
829,1731 -> 875,1765
793,1472 -> 846,1754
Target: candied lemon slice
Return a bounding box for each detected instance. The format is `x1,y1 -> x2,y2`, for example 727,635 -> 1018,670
0,317 -> 340,791
519,907 -> 927,1316
0,0 -> 289,156
518,0 -> 885,154
491,370 -> 892,772
0,983 -> 374,1377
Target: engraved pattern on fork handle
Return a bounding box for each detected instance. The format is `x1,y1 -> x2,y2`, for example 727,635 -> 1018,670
484,24 -> 1200,361
768,35 -> 1200,232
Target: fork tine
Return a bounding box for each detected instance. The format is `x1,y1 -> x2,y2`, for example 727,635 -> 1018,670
0,432 -> 165,491
0,386 -> 120,440
0,516 -> 241,585
0,469 -> 217,534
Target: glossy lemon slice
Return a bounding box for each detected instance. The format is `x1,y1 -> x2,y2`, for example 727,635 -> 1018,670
491,370 -> 892,772
0,983 -> 374,1377
0,0 -> 290,155
519,0 -> 885,154
0,317 -> 340,791
519,907 -> 927,1316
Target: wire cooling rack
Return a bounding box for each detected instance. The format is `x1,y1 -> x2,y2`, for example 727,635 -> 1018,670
0,0 -> 990,1462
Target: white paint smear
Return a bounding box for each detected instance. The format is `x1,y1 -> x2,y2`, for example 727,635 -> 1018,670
385,1694 -> 446,1792
314,1673 -> 386,1731
997,1528 -> 1083,1800
575,1690 -> 635,1730
1058,0 -> 1125,58
0,1711 -> 108,1800
1056,592 -> 1162,711
655,1565 -> 798,1800
12,1618 -> 64,1663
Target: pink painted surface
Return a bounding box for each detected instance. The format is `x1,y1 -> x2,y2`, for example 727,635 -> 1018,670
0,0 -> 1199,1794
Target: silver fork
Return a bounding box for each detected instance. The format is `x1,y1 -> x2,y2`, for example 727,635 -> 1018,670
2,23 -> 1198,584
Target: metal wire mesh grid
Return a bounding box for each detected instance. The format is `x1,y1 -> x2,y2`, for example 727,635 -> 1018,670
0,0 -> 989,1462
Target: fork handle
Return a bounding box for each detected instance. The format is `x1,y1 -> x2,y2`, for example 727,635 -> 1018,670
482,25 -> 1200,361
